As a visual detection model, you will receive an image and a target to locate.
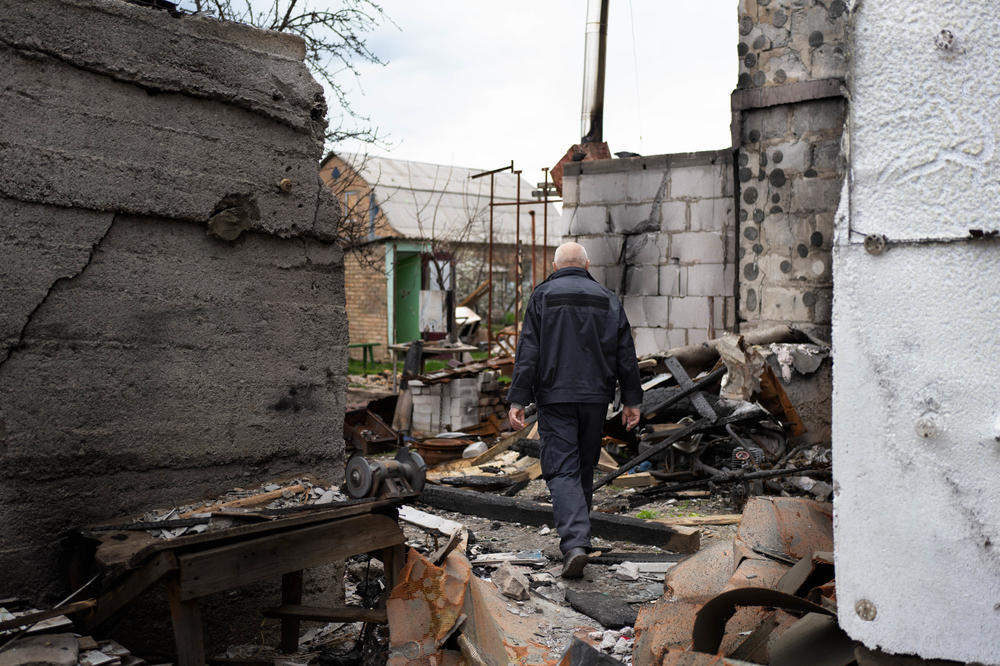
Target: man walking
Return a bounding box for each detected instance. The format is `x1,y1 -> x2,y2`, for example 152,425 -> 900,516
507,242 -> 642,578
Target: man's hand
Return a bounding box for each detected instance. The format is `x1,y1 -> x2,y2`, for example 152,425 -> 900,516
622,405 -> 640,431
509,405 -> 526,431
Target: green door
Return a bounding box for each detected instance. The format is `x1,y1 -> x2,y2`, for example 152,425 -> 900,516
394,252 -> 421,343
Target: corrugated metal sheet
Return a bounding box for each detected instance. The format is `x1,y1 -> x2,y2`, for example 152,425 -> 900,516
341,154 -> 561,245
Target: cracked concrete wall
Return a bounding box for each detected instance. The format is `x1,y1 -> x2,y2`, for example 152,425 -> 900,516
561,151 -> 735,356
0,0 -> 347,632
833,2 -> 1000,663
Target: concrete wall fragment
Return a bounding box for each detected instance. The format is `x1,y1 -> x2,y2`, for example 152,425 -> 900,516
833,2 -> 1000,663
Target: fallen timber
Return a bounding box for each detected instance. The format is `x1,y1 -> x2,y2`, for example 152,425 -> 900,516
419,484 -> 700,552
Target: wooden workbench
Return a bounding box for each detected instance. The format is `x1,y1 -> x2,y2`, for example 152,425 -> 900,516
75,497 -> 408,665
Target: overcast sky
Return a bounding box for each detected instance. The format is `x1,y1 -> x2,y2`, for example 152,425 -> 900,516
333,1 -> 737,187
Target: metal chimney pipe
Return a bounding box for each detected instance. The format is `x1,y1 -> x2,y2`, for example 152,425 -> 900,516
580,0 -> 609,143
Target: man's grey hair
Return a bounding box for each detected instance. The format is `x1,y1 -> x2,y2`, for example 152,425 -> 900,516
553,242 -> 589,268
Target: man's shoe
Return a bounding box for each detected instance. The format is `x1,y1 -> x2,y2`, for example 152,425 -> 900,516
561,547 -> 588,579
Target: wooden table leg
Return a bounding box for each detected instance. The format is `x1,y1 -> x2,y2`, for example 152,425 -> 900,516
279,570 -> 304,653
379,544 -> 406,593
167,576 -> 205,666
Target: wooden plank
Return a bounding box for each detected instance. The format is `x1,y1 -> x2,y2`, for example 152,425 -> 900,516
469,422 -> 535,466
420,485 -> 700,553
596,448 -> 619,473
167,577 -> 205,666
101,498 -> 402,569
654,514 -> 742,527
279,571 -> 303,653
263,604 -> 388,624
611,472 -> 657,488
177,514 -> 404,600
731,78 -> 843,111
0,600 -> 95,632
179,484 -> 307,517
82,551 -> 178,631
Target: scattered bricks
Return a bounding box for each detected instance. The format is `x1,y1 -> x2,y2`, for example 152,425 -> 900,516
576,234 -> 624,266
671,232 -> 726,264
624,233 -> 662,266
686,263 -> 729,297
625,265 -> 659,296
660,200 -> 687,232
623,296 -> 646,328
642,296 -> 669,327
609,204 -> 654,234
670,163 -> 725,200
658,263 -> 683,297
568,206 -> 610,236
668,296 -> 712,329
625,169 -> 668,202
579,172 -> 627,205
689,198 -> 732,233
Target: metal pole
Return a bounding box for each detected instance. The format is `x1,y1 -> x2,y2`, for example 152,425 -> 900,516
530,210 -> 537,287
514,170 -> 521,354
488,173 -> 495,358
542,167 -> 550,277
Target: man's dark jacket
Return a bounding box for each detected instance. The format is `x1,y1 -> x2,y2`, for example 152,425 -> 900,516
507,266 -> 643,407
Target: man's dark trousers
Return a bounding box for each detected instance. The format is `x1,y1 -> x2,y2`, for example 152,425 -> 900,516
537,402 -> 607,554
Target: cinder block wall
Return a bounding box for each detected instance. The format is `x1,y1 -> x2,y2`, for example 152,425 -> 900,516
561,151 -> 735,356
0,0 -> 348,626
734,0 -> 849,339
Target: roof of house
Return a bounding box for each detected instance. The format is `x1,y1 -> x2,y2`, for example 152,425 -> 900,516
325,153 -> 561,245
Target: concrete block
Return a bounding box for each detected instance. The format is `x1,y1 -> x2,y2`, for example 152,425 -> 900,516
626,168 -> 668,202
664,327 -> 687,349
609,204 -> 655,234
759,286 -> 811,322
660,200 -> 688,232
790,98 -> 845,138
561,175 -> 579,206
671,232 -> 726,264
625,265 -> 659,296
624,233 -> 662,266
588,265 -> 606,287
687,327 -> 709,345
690,198 -> 732,232
668,296 -> 711,329
623,296 -> 646,328
603,266 -> 623,293
567,206 -> 610,236
810,43 -> 848,80
686,263 -> 730,297
642,296 -> 669,327
579,172 -> 627,204
658,263 -> 683,297
789,177 -> 842,214
576,234 -> 623,266
811,140 -> 842,171
632,327 -> 658,357
670,164 -> 725,200
768,140 -> 811,172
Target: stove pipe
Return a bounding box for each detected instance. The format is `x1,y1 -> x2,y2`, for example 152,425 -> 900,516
580,0 -> 609,144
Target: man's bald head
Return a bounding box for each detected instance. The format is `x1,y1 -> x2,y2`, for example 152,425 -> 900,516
553,242 -> 590,270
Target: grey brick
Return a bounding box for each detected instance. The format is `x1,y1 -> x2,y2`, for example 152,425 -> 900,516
661,200 -> 687,232
690,198 -> 732,232
811,140 -> 842,171
642,296 -> 669,327
610,204 -> 655,233
623,296 -> 646,327
561,174 -> 579,206
576,234 -> 623,266
790,98 -> 845,137
665,327 -> 687,349
687,327 -> 710,345
670,164 -> 725,200
624,233 -> 662,265
567,206 -> 610,235
669,296 -> 712,329
659,263 -> 683,296
626,169 -> 668,202
789,177 -> 842,214
588,265 -> 606,286
770,140 -> 811,172
671,232 -> 727,264
633,327 -> 659,357
579,172 -> 627,204
686,263 -> 730,297
759,285 -> 811,322
603,267 -> 623,293
625,265 -> 659,296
